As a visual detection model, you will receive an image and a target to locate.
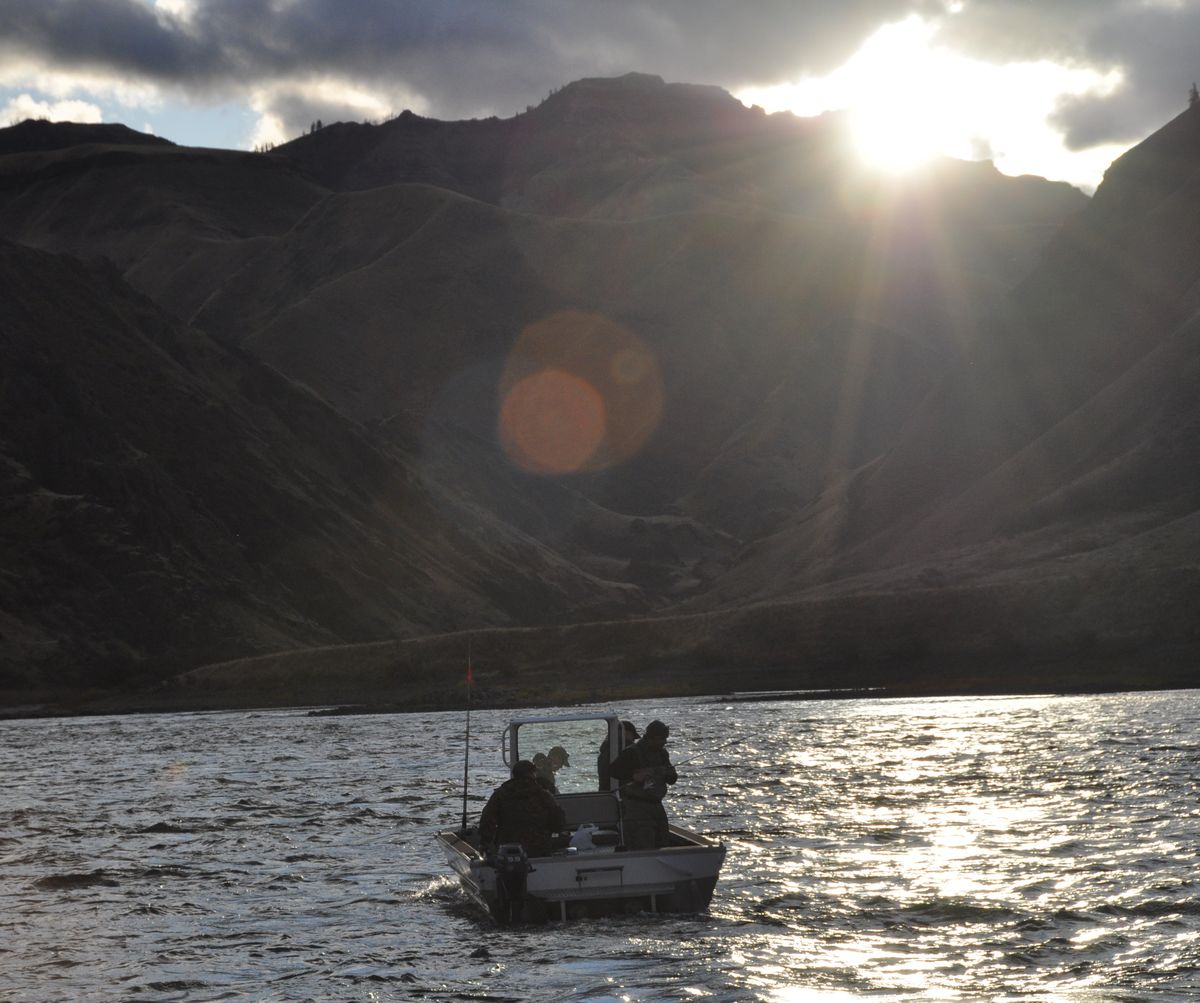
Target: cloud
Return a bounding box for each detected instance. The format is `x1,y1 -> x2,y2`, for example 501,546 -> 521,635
932,1 -> 1117,62
0,58 -> 162,110
0,0 -> 1193,152
154,0 -> 196,21
0,1 -> 941,115
935,1 -> 1200,147
247,77 -> 423,146
1,92 -> 102,125
1049,2 -> 1200,147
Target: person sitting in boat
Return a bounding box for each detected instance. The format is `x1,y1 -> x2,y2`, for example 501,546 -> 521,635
479,759 -> 566,858
597,720 -> 640,791
610,719 -> 678,849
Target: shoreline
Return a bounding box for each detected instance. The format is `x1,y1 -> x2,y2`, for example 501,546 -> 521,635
2,676 -> 1194,722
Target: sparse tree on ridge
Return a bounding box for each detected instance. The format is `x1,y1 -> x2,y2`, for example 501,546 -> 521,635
1190,82 -> 1199,107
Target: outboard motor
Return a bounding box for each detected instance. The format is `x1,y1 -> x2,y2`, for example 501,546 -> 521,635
493,843 -> 531,924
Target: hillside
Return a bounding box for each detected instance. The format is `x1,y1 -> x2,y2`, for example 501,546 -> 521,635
1,76 -> 1198,712
0,119 -> 173,156
0,241 -> 636,698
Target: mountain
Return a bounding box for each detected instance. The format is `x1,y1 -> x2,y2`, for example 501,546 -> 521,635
0,78 -> 1197,711
278,72 -> 1086,227
0,240 -> 635,697
0,119 -> 173,156
0,132 -> 326,322
689,104 -> 1200,675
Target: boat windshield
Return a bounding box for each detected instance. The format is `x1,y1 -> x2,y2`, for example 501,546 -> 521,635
516,717 -> 612,795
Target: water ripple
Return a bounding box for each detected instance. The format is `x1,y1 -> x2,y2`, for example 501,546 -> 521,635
2,691 -> 1199,999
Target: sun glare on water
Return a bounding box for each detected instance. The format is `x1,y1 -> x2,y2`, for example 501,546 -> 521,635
738,14 -> 1125,189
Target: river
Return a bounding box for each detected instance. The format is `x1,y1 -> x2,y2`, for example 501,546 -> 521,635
2,690 -> 1198,1001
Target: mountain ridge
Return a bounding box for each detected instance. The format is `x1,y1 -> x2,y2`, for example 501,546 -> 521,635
1,74 -> 1197,711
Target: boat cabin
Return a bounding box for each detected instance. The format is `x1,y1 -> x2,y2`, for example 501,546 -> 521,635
504,712 -> 630,846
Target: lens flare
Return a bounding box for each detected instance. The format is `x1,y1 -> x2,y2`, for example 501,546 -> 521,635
498,368 -> 606,475
498,311 -> 663,475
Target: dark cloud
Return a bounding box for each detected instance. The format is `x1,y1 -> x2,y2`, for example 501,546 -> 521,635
0,0 -> 1196,150
0,0 -> 930,115
1050,3 -> 1200,148
938,1 -> 1200,148
933,0 -> 1115,63
0,0 -> 205,78
266,87 -> 384,140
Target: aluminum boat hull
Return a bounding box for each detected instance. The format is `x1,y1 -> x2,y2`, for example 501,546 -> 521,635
436,824 -> 726,923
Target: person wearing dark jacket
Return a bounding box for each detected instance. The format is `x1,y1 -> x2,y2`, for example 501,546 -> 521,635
479,760 -> 566,858
597,720 -> 639,791
610,719 -> 678,849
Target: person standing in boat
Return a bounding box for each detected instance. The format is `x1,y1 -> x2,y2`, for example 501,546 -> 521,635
597,720 -> 640,791
533,745 -> 570,793
531,751 -> 555,791
479,759 -> 566,858
610,719 -> 678,849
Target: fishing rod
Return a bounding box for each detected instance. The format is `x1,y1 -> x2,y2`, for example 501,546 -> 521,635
672,736 -> 745,768
459,636 -> 472,834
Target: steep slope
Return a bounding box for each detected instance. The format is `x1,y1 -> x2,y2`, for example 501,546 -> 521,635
192,184 -> 960,525
893,305 -> 1200,560
852,137 -> 1200,573
0,241 -> 636,692
0,136 -> 327,321
888,102 -> 1200,555
189,162 -> 1074,543
702,103 -> 1200,628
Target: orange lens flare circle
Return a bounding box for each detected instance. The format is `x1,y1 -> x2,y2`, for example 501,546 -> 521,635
498,311 -> 663,475
499,369 -> 606,475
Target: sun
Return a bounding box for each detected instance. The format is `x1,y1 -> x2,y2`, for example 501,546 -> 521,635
849,101 -> 944,174
739,16 -> 956,174
837,16 -> 959,174
739,16 -> 964,172
736,14 -> 1126,190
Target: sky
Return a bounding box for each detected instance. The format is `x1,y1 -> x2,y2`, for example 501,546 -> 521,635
1,0 -> 1198,192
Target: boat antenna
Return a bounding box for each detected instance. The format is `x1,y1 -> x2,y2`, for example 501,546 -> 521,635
460,635 -> 473,833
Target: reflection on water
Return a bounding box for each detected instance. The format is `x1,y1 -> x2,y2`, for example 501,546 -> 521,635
2,690 -> 1199,1000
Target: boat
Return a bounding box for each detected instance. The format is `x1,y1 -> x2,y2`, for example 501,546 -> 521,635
435,711 -> 727,923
